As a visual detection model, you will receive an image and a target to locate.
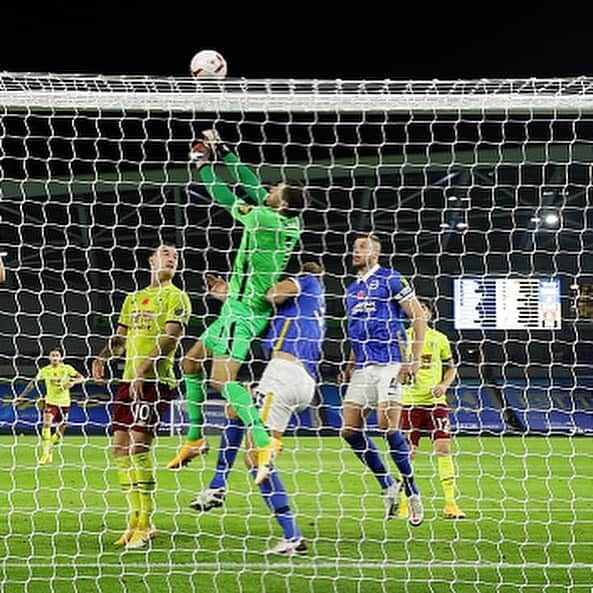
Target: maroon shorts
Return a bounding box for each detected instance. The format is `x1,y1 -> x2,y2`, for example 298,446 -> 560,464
45,405 -> 70,423
399,404 -> 451,447
112,382 -> 174,435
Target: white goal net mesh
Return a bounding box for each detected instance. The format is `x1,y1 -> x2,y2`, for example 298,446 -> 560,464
0,73 -> 591,593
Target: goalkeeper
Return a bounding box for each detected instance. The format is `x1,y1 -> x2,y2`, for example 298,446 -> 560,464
398,297 -> 465,519
167,130 -> 307,485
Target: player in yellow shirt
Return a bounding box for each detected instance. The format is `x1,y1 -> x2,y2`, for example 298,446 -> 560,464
92,244 -> 191,549
18,347 -> 84,464
399,297 -> 465,519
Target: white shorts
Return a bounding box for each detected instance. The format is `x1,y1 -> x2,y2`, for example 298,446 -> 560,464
343,363 -> 403,409
255,358 -> 316,433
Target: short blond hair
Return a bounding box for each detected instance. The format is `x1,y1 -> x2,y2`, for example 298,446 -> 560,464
355,233 -> 382,254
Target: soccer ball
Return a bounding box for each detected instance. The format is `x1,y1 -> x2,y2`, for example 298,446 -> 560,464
190,50 -> 227,79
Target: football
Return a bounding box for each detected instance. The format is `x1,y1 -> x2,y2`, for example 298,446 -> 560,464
190,50 -> 228,79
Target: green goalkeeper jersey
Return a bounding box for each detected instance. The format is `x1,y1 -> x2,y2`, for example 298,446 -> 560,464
199,152 -> 301,313
117,283 -> 192,388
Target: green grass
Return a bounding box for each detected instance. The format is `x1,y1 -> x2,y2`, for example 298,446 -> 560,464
0,434 -> 591,593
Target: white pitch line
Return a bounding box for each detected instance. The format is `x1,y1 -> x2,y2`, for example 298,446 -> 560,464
4,507 -> 593,513
1,562 -> 592,570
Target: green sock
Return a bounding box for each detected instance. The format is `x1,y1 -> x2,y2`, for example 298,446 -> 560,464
438,454 -> 457,503
41,427 -> 51,454
185,373 -> 206,441
222,382 -> 270,448
114,456 -> 140,528
131,452 -> 155,530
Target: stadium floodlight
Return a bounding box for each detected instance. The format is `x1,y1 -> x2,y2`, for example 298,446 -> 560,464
543,211 -> 560,227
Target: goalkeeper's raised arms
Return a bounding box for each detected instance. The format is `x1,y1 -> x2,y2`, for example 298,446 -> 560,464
169,131 -> 306,481
188,129 -> 232,168
188,140 -> 211,167
202,128 -> 232,158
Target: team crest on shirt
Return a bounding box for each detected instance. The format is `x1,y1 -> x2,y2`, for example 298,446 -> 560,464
131,310 -> 154,330
352,301 -> 376,315
141,298 -> 150,306
357,290 -> 365,298
238,205 -> 252,215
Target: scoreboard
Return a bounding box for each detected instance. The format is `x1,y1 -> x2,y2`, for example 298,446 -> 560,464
454,278 -> 561,330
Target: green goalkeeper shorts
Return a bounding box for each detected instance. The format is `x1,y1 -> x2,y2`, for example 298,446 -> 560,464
200,298 -> 270,362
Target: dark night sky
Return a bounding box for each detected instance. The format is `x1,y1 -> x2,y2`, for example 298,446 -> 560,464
2,2 -> 592,80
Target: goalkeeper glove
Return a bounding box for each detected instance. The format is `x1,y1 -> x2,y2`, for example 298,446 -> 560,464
189,140 -> 211,168
201,129 -> 232,158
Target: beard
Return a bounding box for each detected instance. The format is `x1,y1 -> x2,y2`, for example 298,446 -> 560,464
352,258 -> 369,271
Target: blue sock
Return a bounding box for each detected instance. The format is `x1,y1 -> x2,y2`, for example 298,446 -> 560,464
386,430 -> 418,496
343,431 -> 394,490
251,469 -> 301,542
209,418 -> 245,490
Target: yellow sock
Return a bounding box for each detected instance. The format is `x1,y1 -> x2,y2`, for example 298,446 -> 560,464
438,454 -> 456,503
131,452 -> 155,531
114,456 -> 140,529
41,427 -> 51,454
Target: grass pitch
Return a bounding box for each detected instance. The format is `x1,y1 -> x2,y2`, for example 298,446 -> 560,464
0,434 -> 591,593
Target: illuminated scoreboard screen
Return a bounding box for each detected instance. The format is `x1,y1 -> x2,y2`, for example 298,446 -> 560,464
453,278 -> 561,330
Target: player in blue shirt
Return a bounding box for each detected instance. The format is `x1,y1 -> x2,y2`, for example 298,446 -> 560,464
339,234 -> 427,527
190,261 -> 325,556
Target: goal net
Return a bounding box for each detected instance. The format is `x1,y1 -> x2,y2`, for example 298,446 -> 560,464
0,73 -> 591,593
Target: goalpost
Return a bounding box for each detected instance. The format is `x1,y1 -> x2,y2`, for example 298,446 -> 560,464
0,72 -> 592,593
